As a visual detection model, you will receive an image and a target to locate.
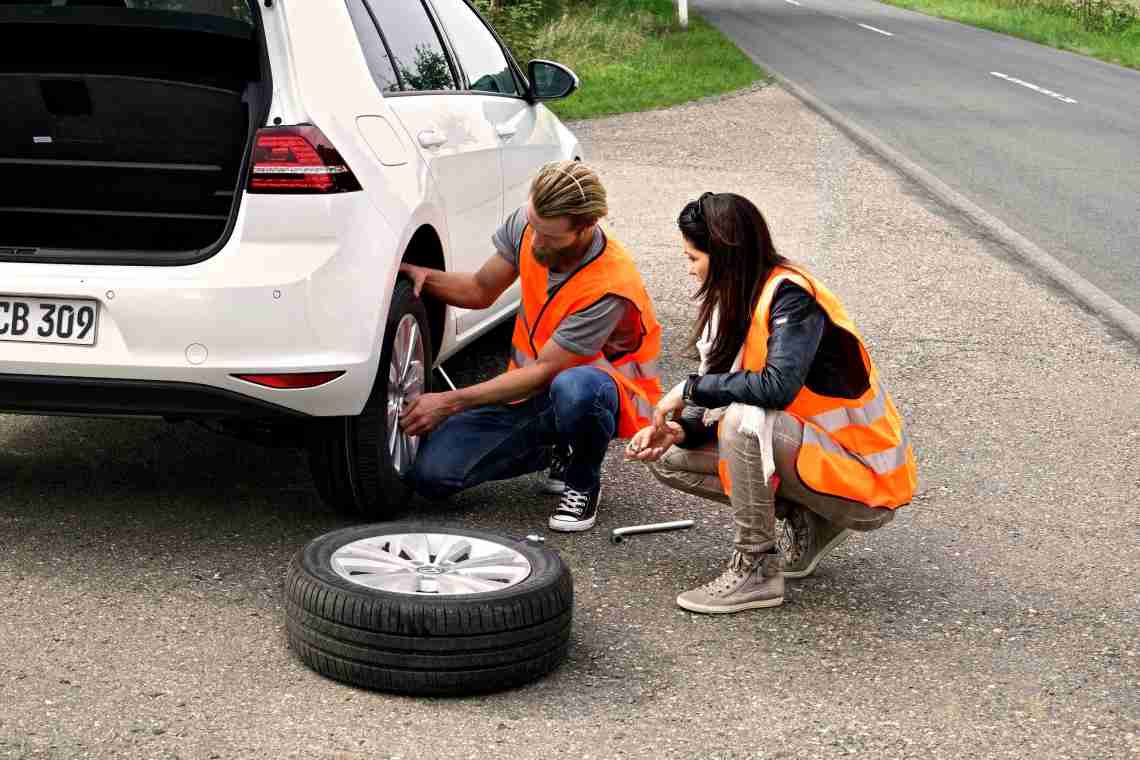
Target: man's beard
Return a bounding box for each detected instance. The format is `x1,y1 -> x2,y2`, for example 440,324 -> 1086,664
533,240 -> 583,269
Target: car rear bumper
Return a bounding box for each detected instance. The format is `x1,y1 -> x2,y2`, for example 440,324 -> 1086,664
0,194 -> 401,418
0,373 -> 307,419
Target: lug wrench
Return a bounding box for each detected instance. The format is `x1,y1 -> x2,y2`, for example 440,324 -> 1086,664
610,519 -> 694,544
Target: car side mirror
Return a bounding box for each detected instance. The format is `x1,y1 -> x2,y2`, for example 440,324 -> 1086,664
528,60 -> 579,101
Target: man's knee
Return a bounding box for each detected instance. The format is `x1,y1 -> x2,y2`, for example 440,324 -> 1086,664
549,366 -> 619,419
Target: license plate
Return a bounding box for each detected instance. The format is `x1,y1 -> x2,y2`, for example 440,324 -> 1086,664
0,296 -> 99,346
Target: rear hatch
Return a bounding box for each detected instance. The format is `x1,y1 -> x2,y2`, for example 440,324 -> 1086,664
0,0 -> 270,265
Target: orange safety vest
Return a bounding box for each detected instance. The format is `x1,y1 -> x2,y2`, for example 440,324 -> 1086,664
506,225 -> 663,439
718,266 -> 917,508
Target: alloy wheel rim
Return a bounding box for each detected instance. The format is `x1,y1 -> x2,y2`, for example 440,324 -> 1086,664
386,314 -> 425,476
331,532 -> 533,595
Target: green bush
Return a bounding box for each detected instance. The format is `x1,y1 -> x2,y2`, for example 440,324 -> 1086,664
1061,0 -> 1138,33
881,0 -> 1140,70
473,0 -> 558,63
975,0 -> 1138,33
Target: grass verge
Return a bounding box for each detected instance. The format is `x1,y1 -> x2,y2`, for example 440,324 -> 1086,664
532,0 -> 766,120
875,0 -> 1140,70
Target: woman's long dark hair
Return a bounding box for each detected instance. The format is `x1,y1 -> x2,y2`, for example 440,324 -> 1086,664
678,192 -> 791,373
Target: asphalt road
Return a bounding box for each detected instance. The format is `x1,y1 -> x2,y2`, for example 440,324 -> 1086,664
696,0 -> 1140,317
2,86 -> 1138,759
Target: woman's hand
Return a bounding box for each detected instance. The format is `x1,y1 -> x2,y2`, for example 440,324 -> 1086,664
625,422 -> 685,463
652,381 -> 687,430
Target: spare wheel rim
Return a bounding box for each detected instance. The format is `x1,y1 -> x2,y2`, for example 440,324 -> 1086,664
330,532 -> 533,595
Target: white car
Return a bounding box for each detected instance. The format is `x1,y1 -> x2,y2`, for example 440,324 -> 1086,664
0,0 -> 582,516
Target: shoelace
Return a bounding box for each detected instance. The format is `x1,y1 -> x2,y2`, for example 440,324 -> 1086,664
703,568 -> 747,595
558,488 -> 589,516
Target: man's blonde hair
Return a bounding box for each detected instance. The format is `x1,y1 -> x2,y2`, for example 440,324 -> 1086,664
530,160 -> 608,227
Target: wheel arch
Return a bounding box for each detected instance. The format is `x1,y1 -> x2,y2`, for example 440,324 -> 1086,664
401,224 -> 448,361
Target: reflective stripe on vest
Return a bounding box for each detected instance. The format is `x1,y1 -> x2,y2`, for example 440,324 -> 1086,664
807,383 -> 890,432
505,225 -> 663,438
718,266 -> 917,508
593,355 -> 657,421
509,344 -> 531,370
803,423 -> 912,475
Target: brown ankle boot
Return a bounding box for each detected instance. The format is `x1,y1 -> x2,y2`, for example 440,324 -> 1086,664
781,507 -> 850,579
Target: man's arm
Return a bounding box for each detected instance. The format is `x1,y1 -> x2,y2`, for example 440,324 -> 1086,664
400,255 -> 517,310
400,339 -> 592,437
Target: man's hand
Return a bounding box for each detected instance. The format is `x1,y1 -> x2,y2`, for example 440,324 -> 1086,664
397,257 -> 517,309
400,392 -> 460,437
652,380 -> 686,430
399,263 -> 429,298
625,422 -> 685,462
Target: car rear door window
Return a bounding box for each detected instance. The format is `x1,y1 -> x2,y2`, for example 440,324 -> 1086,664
364,0 -> 456,92
429,0 -> 520,96
346,0 -> 400,93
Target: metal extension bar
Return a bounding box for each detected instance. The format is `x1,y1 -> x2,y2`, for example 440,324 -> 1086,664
610,520 -> 695,544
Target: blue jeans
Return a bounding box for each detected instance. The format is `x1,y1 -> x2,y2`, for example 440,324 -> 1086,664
411,366 -> 620,500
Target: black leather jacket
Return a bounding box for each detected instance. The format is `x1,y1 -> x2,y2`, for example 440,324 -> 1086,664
676,282 -> 825,449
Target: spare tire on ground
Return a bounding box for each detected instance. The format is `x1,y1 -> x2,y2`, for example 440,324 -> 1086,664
284,523 -> 573,696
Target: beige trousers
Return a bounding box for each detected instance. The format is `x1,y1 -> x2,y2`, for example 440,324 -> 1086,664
647,407 -> 894,556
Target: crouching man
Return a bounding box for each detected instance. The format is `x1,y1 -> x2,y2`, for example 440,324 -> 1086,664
400,161 -> 662,532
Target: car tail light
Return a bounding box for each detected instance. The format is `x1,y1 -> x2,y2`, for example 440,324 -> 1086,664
233,371 -> 346,389
247,126 -> 362,194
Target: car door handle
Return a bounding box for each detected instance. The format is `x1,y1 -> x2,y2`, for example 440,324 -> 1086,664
495,124 -> 517,139
417,130 -> 448,149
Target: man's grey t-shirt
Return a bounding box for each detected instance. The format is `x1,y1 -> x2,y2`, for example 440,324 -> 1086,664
493,206 -> 643,358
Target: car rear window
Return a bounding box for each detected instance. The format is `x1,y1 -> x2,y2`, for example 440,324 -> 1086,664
0,1 -> 252,24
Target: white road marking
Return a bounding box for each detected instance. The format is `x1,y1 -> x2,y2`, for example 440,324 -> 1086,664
781,1 -> 894,36
858,22 -> 894,35
990,71 -> 1078,104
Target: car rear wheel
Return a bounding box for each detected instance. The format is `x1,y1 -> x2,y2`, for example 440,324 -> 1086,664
308,277 -> 431,518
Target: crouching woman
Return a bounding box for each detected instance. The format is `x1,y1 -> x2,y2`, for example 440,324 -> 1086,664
627,193 -> 917,614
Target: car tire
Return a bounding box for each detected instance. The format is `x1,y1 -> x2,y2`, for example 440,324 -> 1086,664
307,277 -> 432,519
284,523 -> 574,696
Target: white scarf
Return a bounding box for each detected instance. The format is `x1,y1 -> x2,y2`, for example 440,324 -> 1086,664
693,306 -> 778,485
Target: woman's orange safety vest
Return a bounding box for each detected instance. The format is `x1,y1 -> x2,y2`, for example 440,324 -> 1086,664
506,226 -> 663,439
719,266 -> 917,508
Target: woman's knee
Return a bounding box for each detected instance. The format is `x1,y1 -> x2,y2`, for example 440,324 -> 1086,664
645,456 -> 726,500
772,412 -> 804,448
644,447 -> 682,481
846,506 -> 896,532
718,405 -> 753,450
808,501 -> 896,532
